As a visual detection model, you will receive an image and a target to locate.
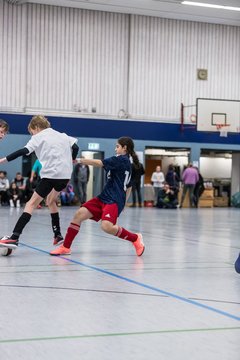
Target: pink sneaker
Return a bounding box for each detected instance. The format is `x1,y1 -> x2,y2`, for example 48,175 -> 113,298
133,233 -> 145,256
50,245 -> 71,256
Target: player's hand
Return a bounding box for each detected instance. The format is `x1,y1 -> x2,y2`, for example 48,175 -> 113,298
0,157 -> 6,164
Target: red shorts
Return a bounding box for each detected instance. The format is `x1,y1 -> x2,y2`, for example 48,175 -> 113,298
83,197 -> 119,224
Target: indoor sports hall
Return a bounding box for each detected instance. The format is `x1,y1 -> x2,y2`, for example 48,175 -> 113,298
0,205 -> 239,360
0,0 -> 240,359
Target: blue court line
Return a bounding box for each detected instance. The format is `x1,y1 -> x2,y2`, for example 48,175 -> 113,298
20,242 -> 240,322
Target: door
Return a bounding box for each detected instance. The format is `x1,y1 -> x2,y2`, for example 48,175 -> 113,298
81,151 -> 104,199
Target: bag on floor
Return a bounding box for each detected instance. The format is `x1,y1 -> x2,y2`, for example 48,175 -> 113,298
231,192 -> 240,208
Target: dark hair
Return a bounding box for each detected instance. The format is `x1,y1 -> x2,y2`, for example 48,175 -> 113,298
118,136 -> 140,167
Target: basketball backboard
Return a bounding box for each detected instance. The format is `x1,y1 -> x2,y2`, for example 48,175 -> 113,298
196,98 -> 240,133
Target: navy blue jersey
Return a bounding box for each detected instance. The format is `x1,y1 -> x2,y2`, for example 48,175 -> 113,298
98,154 -> 132,215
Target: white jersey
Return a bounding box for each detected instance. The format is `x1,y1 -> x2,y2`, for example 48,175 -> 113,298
25,128 -> 77,179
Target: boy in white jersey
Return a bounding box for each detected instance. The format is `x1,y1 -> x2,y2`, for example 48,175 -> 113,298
0,115 -> 79,251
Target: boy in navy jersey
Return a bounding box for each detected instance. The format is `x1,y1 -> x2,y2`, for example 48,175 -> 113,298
50,136 -> 145,256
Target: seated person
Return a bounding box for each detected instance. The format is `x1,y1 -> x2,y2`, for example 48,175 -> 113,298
60,183 -> 75,206
12,172 -> 26,205
0,170 -> 10,205
7,182 -> 21,207
156,182 -> 178,209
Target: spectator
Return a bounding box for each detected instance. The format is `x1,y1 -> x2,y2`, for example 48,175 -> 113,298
0,170 -> 10,205
60,183 -> 75,206
193,170 -> 205,208
12,172 -> 26,205
30,159 -> 42,183
73,160 -> 90,204
156,182 -> 178,209
165,164 -> 180,195
130,161 -> 145,207
151,165 -> 165,205
179,163 -> 199,208
7,182 -> 21,208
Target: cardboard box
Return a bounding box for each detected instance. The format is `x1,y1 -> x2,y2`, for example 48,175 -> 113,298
200,189 -> 214,199
214,197 -> 229,207
199,199 -> 213,208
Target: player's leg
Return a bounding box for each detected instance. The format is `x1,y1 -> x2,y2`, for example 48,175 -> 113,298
46,188 -> 64,245
0,191 -> 44,249
100,204 -> 145,256
50,206 -> 93,255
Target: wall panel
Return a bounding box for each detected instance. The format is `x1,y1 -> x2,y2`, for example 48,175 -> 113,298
0,2 -> 239,123
128,16 -> 240,122
0,1 -> 27,110
26,5 -> 129,115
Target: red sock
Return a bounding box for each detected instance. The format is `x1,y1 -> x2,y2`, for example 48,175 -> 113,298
115,227 -> 138,242
63,223 -> 80,248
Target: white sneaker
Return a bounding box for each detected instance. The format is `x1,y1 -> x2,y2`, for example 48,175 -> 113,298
16,200 -> 20,208
10,200 -> 14,207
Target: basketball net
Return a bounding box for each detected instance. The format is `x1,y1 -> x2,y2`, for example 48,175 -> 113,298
216,124 -> 229,137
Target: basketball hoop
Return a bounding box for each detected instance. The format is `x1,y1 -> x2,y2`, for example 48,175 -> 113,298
216,124 -> 230,137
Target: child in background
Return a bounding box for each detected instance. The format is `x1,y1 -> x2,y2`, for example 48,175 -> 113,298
50,136 -> 145,257
7,182 -> 21,208
60,183 -> 75,206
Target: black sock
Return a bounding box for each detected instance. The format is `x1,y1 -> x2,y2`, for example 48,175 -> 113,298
51,212 -> 61,236
11,212 -> 32,239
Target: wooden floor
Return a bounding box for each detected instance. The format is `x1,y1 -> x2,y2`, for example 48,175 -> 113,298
0,206 -> 239,360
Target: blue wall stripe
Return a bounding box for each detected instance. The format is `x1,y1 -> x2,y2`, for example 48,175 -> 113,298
2,113 -> 240,144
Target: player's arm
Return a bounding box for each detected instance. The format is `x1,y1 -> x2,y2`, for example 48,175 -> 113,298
71,143 -> 79,160
0,147 -> 29,164
80,158 -> 103,167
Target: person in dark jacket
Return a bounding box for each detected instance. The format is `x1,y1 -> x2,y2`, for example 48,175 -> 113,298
156,182 -> 178,209
130,162 -> 145,207
193,171 -> 205,208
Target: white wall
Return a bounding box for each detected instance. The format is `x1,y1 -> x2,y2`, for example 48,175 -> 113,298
161,156 -> 188,175
0,2 -> 239,121
200,157 -> 232,179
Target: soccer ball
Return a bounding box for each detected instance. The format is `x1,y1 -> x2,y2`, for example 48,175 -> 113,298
0,247 -> 13,256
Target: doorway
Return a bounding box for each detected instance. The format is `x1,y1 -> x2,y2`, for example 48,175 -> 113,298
81,151 -> 104,200
144,147 -> 190,184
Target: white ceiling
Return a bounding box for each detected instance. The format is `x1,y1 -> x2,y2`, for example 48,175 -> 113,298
16,0 -> 240,26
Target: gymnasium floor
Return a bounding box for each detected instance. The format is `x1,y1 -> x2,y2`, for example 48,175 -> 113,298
0,206 -> 239,360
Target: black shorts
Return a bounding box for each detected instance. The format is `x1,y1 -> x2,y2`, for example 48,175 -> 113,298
35,178 -> 69,198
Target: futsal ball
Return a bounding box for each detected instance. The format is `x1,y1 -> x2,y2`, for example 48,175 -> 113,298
0,247 -> 13,257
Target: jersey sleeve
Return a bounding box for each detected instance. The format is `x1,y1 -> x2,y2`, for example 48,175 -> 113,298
68,135 -> 78,147
102,156 -> 119,171
24,136 -> 38,154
